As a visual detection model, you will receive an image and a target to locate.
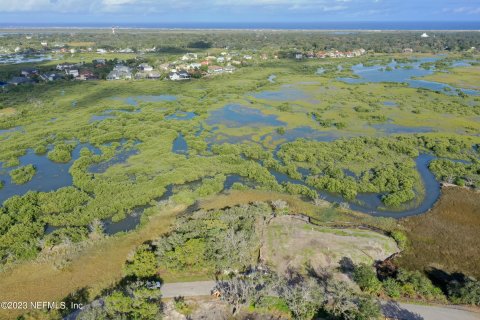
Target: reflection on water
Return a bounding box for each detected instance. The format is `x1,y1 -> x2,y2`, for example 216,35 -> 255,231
371,123 -> 435,135
207,104 -> 285,127
253,86 -> 310,101
102,185 -> 174,235
166,111 -> 197,120
172,133 -> 188,154
338,58 -> 480,96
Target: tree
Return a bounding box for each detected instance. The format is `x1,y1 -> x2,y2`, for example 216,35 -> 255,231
353,264 -> 382,295
124,245 -> 158,279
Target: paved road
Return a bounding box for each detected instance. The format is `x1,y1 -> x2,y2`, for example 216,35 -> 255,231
382,301 -> 480,320
161,281 -> 480,320
161,281 -> 216,298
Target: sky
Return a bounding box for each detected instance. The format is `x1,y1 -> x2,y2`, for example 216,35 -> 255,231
0,0 -> 479,25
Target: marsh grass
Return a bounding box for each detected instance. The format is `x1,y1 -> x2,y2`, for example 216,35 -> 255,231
396,187 -> 480,278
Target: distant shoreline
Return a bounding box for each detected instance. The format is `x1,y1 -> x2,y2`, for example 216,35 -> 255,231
0,27 -> 479,33
0,21 -> 479,32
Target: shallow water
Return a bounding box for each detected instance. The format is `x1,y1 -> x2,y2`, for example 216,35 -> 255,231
261,126 -> 344,143
206,104 -> 285,127
383,101 -> 398,107
90,115 -> 116,122
166,111 -> 197,120
102,185 -> 174,235
269,153 -> 441,218
0,126 -> 23,137
0,54 -> 53,64
339,59 -> 480,96
252,87 -> 309,101
89,148 -> 139,174
372,123 -> 435,135
0,144 -> 101,204
172,133 -> 188,154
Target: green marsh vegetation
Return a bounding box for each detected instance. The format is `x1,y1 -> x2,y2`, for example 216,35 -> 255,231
9,164 -> 36,184
0,51 -> 479,267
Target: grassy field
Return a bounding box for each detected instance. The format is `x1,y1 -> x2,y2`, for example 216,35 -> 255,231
396,187 -> 480,279
262,215 -> 399,276
0,204 -> 183,319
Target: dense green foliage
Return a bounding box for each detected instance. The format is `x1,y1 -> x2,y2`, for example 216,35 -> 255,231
353,264 -> 382,295
448,278 -> 480,305
124,244 -> 159,278
352,263 -> 445,302
155,203 -> 271,273
9,164 -> 36,184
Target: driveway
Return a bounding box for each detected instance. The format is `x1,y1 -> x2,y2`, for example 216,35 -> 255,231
382,301 -> 480,320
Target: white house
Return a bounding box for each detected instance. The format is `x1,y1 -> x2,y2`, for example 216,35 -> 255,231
138,63 -> 153,72
169,70 -> 190,81
107,65 -> 132,80
181,53 -> 198,61
421,33 -> 429,38
66,69 -> 79,77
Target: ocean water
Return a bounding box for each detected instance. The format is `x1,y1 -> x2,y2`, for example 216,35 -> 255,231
0,21 -> 479,30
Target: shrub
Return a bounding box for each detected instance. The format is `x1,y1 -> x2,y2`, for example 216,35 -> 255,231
390,230 -> 408,250
448,279 -> 480,305
353,264 -> 382,295
383,278 -> 402,298
48,144 -> 74,163
124,245 -> 158,278
10,164 -> 36,184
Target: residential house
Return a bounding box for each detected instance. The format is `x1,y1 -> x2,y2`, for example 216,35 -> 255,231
78,70 -> 96,80
421,33 -> 429,38
243,55 -> 252,60
295,53 -> 303,60
97,49 -> 107,54
169,70 -> 190,81
39,73 -> 63,81
146,71 -> 161,79
403,48 -> 414,53
216,57 -> 225,63
188,63 -> 202,70
138,63 -> 153,72
181,53 -> 198,61
93,59 -> 106,65
159,63 -> 172,71
8,77 -> 34,86
21,68 -> 39,77
56,63 -> 78,71
136,70 -> 161,80
208,65 -> 224,74
107,65 -> 132,80
66,69 -> 79,78
224,65 -> 236,73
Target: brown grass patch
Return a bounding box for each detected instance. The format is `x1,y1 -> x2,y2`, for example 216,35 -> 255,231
67,42 -> 96,47
0,107 -> 17,117
0,205 -> 184,319
396,187 -> 480,278
199,190 -> 321,214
